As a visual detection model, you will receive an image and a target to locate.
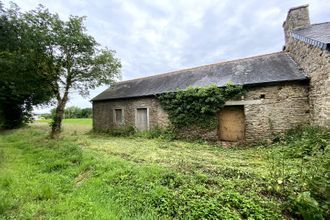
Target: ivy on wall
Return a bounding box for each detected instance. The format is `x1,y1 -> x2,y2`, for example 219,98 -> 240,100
157,83 -> 245,128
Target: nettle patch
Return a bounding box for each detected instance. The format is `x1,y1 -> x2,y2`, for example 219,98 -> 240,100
157,83 -> 245,129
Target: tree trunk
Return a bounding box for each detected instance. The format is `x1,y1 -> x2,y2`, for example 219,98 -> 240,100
50,67 -> 72,138
51,89 -> 69,138
51,101 -> 66,138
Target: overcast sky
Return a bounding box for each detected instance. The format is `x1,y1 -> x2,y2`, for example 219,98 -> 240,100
2,0 -> 330,113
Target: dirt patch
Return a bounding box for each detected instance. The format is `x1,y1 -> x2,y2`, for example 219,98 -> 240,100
75,169 -> 92,187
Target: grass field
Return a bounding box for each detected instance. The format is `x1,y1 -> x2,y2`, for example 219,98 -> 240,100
0,122 -> 329,219
36,118 -> 92,125
34,118 -> 92,133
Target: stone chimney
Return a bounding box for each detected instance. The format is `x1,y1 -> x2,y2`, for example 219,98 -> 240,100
283,5 -> 310,45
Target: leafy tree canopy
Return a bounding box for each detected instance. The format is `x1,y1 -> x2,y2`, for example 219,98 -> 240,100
0,2 -> 121,134
0,2 -> 53,128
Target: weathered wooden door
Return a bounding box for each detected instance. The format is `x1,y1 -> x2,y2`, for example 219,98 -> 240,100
218,106 -> 245,141
136,108 -> 148,131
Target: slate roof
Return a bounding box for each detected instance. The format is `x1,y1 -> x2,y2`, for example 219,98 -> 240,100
92,52 -> 308,101
291,22 -> 330,50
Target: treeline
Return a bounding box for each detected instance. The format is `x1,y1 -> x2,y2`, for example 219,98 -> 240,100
41,107 -> 92,119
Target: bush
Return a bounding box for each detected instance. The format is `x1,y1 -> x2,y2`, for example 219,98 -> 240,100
107,126 -> 136,137
279,126 -> 329,158
294,192 -> 323,220
268,126 -> 330,218
135,126 -> 176,140
94,125 -> 176,140
157,83 -> 244,128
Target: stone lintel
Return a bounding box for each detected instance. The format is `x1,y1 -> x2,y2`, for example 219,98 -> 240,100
225,100 -> 263,106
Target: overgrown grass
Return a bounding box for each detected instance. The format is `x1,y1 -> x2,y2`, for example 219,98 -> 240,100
94,125 -> 176,141
0,124 -> 329,219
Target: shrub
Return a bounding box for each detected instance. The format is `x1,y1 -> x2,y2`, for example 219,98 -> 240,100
267,126 -> 330,218
293,192 -> 323,220
135,126 -> 176,140
280,125 -> 329,158
108,126 -> 136,137
94,125 -> 176,140
157,83 -> 245,129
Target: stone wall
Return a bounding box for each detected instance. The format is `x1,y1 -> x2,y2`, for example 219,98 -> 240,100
176,126 -> 218,142
93,82 -> 310,142
286,38 -> 330,126
179,82 -> 309,142
243,82 -> 310,142
93,96 -> 169,131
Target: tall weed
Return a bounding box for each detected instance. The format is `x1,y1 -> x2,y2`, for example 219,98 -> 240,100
268,126 -> 330,218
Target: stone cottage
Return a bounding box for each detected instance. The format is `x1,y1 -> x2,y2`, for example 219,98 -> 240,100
92,5 -> 329,142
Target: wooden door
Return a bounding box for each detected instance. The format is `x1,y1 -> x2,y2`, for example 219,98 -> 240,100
136,108 -> 148,131
218,106 -> 245,141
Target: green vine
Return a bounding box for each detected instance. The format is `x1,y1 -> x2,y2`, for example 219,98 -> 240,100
157,83 -> 245,128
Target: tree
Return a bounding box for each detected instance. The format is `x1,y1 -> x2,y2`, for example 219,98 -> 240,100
40,106 -> 92,119
64,106 -> 80,119
0,3 -> 120,133
0,3 -> 53,128
22,6 -> 121,137
80,108 -> 92,118
64,107 -> 92,118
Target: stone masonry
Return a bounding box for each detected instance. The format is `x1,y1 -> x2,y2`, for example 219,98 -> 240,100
286,39 -> 330,126
93,81 -> 310,142
284,5 -> 330,126
179,82 -> 310,142
93,97 -> 169,131
242,82 -> 310,141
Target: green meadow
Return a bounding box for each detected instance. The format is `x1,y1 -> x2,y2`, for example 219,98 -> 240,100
36,118 -> 92,125
0,121 -> 328,219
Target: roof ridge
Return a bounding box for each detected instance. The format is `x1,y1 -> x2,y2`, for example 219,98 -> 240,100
117,51 -> 284,84
311,21 -> 330,25
294,21 -> 330,31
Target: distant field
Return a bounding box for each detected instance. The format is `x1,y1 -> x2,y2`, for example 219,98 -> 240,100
34,118 -> 92,133
36,118 -> 92,125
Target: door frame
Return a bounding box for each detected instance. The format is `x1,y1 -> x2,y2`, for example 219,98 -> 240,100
217,105 -> 246,142
135,107 -> 150,130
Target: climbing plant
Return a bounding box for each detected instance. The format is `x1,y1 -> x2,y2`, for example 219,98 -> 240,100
157,83 -> 245,128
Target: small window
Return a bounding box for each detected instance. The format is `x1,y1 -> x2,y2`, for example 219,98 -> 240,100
260,94 -> 265,99
114,109 -> 124,125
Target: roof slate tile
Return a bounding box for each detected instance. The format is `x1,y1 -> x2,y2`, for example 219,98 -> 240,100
291,22 -> 330,50
92,52 -> 307,101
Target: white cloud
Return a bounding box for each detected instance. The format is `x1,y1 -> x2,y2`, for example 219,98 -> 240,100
2,0 -> 330,113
